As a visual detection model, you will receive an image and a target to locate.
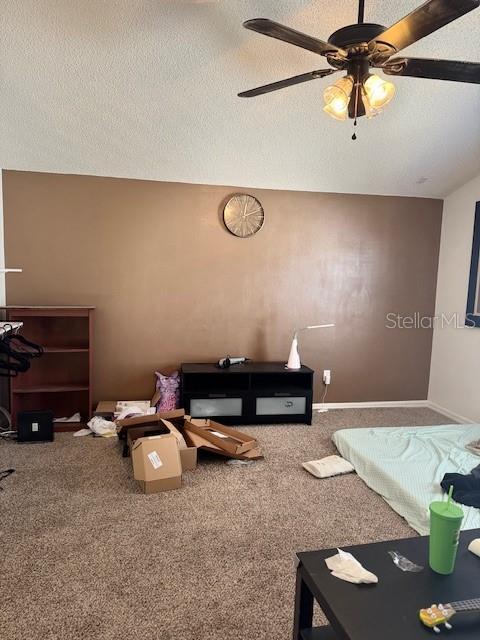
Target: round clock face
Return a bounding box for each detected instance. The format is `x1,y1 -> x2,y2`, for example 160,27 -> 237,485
223,194 -> 265,238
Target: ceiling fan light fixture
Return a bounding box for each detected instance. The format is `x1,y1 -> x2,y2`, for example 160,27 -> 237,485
323,102 -> 348,120
361,88 -> 383,119
240,2 -> 480,130
323,75 -> 353,121
363,73 -> 395,109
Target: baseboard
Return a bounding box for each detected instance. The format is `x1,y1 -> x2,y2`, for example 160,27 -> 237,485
426,401 -> 475,424
312,399 -> 476,424
313,400 -> 428,410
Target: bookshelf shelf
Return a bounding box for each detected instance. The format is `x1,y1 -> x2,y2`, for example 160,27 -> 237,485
13,385 -> 89,394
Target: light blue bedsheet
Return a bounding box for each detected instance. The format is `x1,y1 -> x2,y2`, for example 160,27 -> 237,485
332,424 -> 480,535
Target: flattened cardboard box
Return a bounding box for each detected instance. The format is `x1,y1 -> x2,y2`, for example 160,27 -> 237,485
126,418 -> 197,472
183,427 -> 263,460
132,434 -> 182,494
183,417 -> 256,455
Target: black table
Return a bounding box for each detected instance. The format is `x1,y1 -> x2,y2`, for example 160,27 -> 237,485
180,361 -> 313,425
294,529 -> 480,640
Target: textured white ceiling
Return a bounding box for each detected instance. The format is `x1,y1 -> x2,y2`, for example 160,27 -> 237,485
1,0 -> 479,197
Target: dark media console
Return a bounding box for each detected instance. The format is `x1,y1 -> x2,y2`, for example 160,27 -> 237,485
180,361 -> 313,425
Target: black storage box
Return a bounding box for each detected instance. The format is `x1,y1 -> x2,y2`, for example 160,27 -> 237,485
17,410 -> 54,443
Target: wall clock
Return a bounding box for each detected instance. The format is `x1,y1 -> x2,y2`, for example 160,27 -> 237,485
223,194 -> 265,238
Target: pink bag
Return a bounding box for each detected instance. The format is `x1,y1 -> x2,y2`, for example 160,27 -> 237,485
154,371 -> 180,412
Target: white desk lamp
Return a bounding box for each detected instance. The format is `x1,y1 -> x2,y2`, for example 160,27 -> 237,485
286,324 -> 335,369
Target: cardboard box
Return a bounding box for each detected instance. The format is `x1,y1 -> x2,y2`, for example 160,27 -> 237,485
116,409 -> 186,436
94,400 -> 154,423
126,418 -> 197,472
131,434 -> 182,494
183,428 -> 263,460
178,445 -> 197,472
183,417 -> 257,455
95,395 -> 161,420
94,400 -> 116,421
95,401 -> 117,413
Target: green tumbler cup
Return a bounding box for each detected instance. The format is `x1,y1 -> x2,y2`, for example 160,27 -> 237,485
429,486 -> 464,575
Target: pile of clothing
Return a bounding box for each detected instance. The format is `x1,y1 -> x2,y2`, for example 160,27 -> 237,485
441,440 -> 480,507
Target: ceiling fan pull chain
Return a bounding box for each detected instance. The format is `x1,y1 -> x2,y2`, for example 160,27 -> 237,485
352,66 -> 360,140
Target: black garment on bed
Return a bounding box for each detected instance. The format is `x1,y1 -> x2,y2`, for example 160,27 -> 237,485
441,464 -> 480,508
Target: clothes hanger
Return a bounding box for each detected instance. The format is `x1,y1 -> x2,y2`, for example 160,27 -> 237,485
0,339 -> 31,372
4,333 -> 43,358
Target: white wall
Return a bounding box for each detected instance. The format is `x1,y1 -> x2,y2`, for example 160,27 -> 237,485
429,173 -> 480,422
0,172 -> 5,305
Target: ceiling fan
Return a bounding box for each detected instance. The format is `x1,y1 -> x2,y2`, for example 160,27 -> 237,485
238,0 -> 480,130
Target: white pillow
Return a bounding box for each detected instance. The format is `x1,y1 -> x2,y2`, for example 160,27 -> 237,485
302,454 -> 354,478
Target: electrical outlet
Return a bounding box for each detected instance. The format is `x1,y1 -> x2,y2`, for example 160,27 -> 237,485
323,369 -> 331,385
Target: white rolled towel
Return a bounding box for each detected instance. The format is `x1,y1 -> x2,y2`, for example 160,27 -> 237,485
302,455 -> 354,478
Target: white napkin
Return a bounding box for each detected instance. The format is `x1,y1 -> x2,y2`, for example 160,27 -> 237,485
85,416 -> 118,438
325,549 -> 378,584
54,412 -> 82,423
73,428 -> 92,437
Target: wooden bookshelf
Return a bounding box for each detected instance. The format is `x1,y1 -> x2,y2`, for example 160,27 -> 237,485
2,306 -> 94,431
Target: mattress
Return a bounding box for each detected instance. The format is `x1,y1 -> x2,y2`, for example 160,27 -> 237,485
332,424 -> 480,535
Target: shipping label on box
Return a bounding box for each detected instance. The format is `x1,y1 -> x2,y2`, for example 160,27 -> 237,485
147,450 -> 163,469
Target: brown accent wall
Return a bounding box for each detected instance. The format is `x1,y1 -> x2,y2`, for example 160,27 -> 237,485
2,170 -> 443,404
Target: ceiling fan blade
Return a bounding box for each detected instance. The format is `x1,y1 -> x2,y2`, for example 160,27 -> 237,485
370,0 -> 480,60
238,69 -> 336,98
243,18 -> 347,57
383,57 -> 480,83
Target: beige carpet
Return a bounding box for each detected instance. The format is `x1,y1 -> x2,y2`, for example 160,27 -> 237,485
0,408 -> 454,640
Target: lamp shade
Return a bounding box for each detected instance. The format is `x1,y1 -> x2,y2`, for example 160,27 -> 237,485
287,336 -> 301,369
285,324 -> 335,370
363,74 -> 395,109
323,76 -> 353,121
